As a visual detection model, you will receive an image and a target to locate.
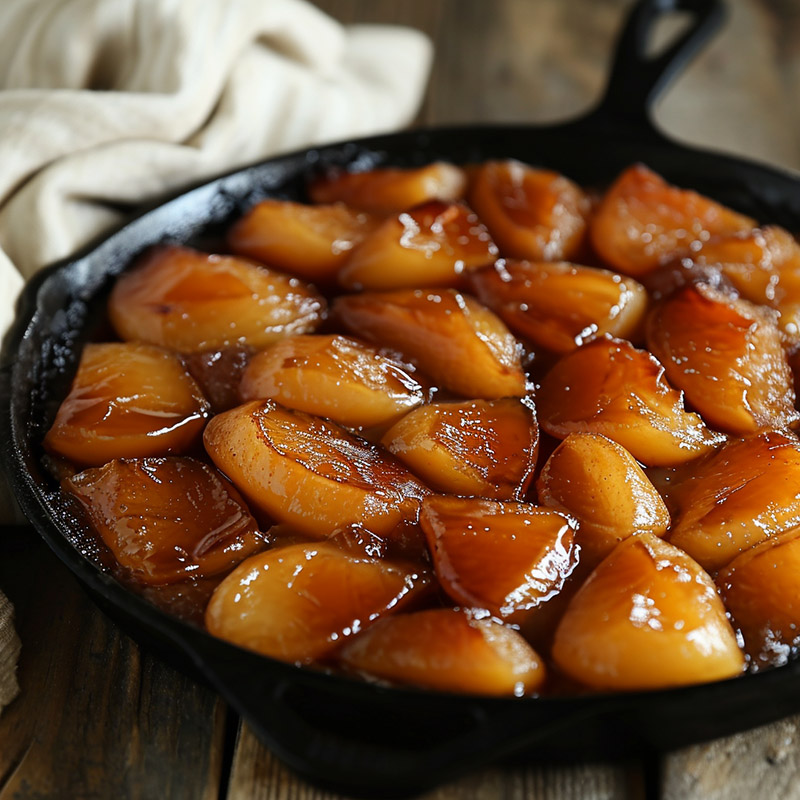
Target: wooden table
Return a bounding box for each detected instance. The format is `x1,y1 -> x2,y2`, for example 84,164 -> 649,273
2,1 -> 800,797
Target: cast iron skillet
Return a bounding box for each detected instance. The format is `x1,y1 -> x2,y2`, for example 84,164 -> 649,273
4,0 -> 800,796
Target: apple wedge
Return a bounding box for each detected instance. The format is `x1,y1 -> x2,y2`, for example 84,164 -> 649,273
205,542 -> 432,663
552,533 -> 744,690
333,289 -> 527,398
203,400 -> 429,538
44,342 -> 210,467
338,609 -> 545,696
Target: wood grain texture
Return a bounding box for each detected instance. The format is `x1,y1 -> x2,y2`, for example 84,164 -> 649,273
662,718 -> 800,800
0,544 -> 227,800
224,723 -> 642,800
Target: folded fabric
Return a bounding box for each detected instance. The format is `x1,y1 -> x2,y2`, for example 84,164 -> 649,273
0,0 -> 432,339
0,0 -> 432,714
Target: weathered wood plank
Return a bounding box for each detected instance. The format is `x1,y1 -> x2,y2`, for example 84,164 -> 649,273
224,723 -> 641,800
662,717 -> 800,800
0,544 -> 227,800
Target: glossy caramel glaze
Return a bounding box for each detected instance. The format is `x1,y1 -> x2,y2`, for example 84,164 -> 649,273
239,334 -> 427,430
717,528 -> 800,669
537,336 -> 725,466
308,161 -> 467,214
338,201 -> 497,290
668,432 -> 800,571
467,160 -> 590,261
590,164 -> 755,276
109,244 -> 326,352
227,200 -> 380,283
537,433 -> 670,569
468,259 -> 647,353
63,457 -> 265,585
44,342 -> 210,467
205,541 -> 432,662
47,159 -> 800,697
552,533 -> 744,690
203,400 -> 429,538
333,289 -> 527,399
184,345 -> 253,413
338,608 -> 546,696
381,397 -> 538,500
646,283 -> 798,435
677,226 -> 800,339
419,495 -> 578,623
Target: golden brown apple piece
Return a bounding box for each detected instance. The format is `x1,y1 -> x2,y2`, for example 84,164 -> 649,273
677,226 -> 800,338
468,259 -> 647,353
590,164 -> 755,276
537,433 -> 670,569
109,245 -> 325,352
333,289 -> 527,399
717,528 -> 800,668
646,283 -> 798,435
467,160 -> 590,261
338,608 -> 546,696
537,336 -> 725,466
308,162 -> 467,215
205,542 -> 432,663
419,495 -> 577,622
668,432 -> 800,571
44,342 -> 210,467
63,457 -> 265,585
239,334 -> 427,430
552,533 -> 744,690
203,400 -> 429,539
227,200 -> 380,283
381,398 -> 538,500
338,201 -> 497,290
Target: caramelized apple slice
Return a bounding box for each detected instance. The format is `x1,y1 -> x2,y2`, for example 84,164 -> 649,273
109,245 -> 325,352
205,542 -> 432,663
680,226 -> 800,338
239,334 -> 426,430
646,283 -> 798,435
381,398 -> 538,500
552,533 -> 744,690
419,495 -> 577,622
63,457 -> 265,585
203,400 -> 429,538
227,200 -> 380,283
717,529 -> 800,667
668,432 -> 800,571
338,609 -> 545,696
308,162 -> 467,214
468,260 -> 647,353
338,201 -> 497,290
333,289 -> 527,398
537,433 -> 670,569
467,160 -> 590,261
44,342 -> 210,467
591,164 -> 755,276
537,337 -> 725,466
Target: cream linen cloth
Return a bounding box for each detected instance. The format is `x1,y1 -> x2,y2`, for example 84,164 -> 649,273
0,0 -> 433,714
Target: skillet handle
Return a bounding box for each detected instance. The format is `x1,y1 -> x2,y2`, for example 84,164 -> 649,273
591,0 -> 726,136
